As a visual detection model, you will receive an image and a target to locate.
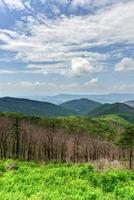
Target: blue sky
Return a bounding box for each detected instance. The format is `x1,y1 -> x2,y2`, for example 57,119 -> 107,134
0,0 -> 134,96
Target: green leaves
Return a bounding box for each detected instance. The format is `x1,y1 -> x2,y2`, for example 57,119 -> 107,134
0,161 -> 133,199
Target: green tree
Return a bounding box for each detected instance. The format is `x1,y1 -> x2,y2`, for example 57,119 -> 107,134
118,126 -> 134,169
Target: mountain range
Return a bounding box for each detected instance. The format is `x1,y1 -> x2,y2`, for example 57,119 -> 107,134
0,97 -> 75,116
0,97 -> 134,123
26,93 -> 134,104
61,99 -> 134,123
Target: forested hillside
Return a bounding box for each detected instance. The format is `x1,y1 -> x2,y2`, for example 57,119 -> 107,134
61,98 -> 101,115
0,97 -> 75,116
0,97 -> 134,125
0,112 -> 133,168
88,103 -> 134,123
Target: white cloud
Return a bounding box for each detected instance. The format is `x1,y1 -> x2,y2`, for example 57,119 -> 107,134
0,60 -> 103,77
71,0 -> 129,10
1,0 -> 25,10
0,70 -> 18,74
27,63 -> 68,75
71,57 -> 94,77
0,81 -> 57,95
0,1 -> 133,64
0,79 -> 106,95
0,1 -> 133,79
40,0 -> 69,6
85,77 -> 98,85
71,0 -> 91,8
115,57 -> 134,72
71,57 -> 103,77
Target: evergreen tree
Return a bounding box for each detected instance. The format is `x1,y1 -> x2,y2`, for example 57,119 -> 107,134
118,126 -> 134,169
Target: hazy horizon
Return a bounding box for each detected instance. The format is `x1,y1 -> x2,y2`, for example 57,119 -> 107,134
1,92 -> 134,105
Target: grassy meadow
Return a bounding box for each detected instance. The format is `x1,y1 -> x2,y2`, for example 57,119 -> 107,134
0,160 -> 134,200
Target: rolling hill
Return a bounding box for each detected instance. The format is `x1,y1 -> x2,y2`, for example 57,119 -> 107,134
0,97 -> 75,116
60,98 -> 101,115
0,97 -> 134,123
88,102 -> 134,123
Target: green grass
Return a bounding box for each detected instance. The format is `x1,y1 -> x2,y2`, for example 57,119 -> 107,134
0,160 -> 134,200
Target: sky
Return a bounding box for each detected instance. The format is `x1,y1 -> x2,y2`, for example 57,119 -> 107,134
0,0 -> 134,96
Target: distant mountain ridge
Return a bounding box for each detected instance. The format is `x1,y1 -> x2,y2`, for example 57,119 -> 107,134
61,98 -> 101,115
0,97 -> 134,124
0,97 -> 75,116
125,100 -> 134,108
27,93 -> 134,104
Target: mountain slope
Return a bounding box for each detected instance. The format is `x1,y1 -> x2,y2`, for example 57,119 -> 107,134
125,100 -> 134,108
0,97 -> 75,116
60,98 -> 101,115
88,103 -> 134,123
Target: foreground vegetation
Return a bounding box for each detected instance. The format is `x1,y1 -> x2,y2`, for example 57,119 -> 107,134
0,160 -> 134,200
0,112 -> 134,199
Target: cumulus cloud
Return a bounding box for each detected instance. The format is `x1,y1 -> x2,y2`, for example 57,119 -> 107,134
71,58 -> 103,77
71,58 -> 94,77
0,60 -> 103,77
115,57 -> 134,72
